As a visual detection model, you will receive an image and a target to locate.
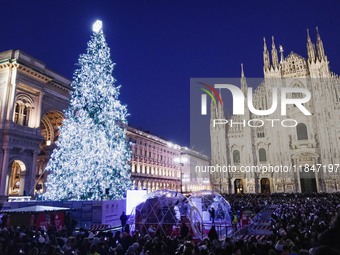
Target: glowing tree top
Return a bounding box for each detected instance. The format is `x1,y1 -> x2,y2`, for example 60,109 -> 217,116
44,20 -> 133,200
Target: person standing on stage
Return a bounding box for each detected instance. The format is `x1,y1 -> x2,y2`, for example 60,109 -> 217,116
120,211 -> 128,231
209,207 -> 215,224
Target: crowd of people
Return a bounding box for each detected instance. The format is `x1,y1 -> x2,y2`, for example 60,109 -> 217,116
0,193 -> 338,255
225,193 -> 340,254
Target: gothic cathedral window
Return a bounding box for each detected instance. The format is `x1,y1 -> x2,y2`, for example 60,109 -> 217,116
296,123 -> 308,140
233,150 -> 240,164
259,148 -> 267,162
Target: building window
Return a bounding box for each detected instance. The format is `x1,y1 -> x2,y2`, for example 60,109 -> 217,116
9,160 -> 26,195
13,102 -> 31,126
297,123 -> 308,140
257,127 -> 265,138
292,92 -> 303,98
14,103 -> 20,123
259,148 -> 267,162
233,150 -> 240,164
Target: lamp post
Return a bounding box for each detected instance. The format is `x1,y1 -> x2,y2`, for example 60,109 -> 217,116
334,174 -> 338,192
332,159 -> 338,191
181,172 -> 184,193
220,178 -> 222,194
174,155 -> 188,193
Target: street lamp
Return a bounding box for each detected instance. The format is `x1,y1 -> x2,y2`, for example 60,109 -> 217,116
334,176 -> 338,192
219,178 -> 222,194
174,156 -> 188,193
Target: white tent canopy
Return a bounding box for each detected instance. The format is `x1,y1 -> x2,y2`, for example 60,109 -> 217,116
128,190 -> 204,238
0,205 -> 71,213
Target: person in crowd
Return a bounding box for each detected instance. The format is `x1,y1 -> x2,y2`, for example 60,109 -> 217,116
180,222 -> 189,239
208,225 -> 219,241
119,211 -> 128,231
0,193 -> 338,255
316,210 -> 340,252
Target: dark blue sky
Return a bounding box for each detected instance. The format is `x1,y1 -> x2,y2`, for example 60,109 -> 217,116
1,0 -> 339,148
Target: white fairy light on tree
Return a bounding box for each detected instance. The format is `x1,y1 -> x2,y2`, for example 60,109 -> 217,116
44,20 -> 133,200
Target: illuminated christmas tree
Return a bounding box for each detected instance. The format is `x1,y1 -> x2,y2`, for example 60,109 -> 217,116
44,20 -> 132,200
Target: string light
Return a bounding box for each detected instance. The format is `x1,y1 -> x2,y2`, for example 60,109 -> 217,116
44,21 -> 132,201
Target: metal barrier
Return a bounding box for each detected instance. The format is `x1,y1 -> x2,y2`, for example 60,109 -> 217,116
231,205 -> 273,241
201,222 -> 234,240
232,205 -> 280,241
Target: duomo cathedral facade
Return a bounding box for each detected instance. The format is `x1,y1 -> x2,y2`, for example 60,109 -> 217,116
210,28 -> 340,194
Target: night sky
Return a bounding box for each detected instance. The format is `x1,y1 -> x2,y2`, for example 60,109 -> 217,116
1,0 -> 340,150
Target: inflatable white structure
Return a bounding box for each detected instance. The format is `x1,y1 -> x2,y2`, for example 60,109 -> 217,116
128,190 -> 233,239
189,190 -> 233,238
127,190 -> 204,238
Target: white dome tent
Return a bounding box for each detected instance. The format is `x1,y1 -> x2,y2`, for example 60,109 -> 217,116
127,190 -> 205,239
189,190 -> 233,238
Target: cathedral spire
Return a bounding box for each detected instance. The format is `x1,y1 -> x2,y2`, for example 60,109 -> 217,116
271,36 -> 279,69
316,27 -> 325,61
279,45 -> 284,63
241,63 -> 245,78
241,63 -> 247,94
306,28 -> 316,63
263,37 -> 270,71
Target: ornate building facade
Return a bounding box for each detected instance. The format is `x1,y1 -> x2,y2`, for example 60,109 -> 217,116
0,50 -> 70,198
210,28 -> 340,194
127,126 -> 182,192
180,148 -> 210,193
127,127 -> 211,193
0,50 -> 210,199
